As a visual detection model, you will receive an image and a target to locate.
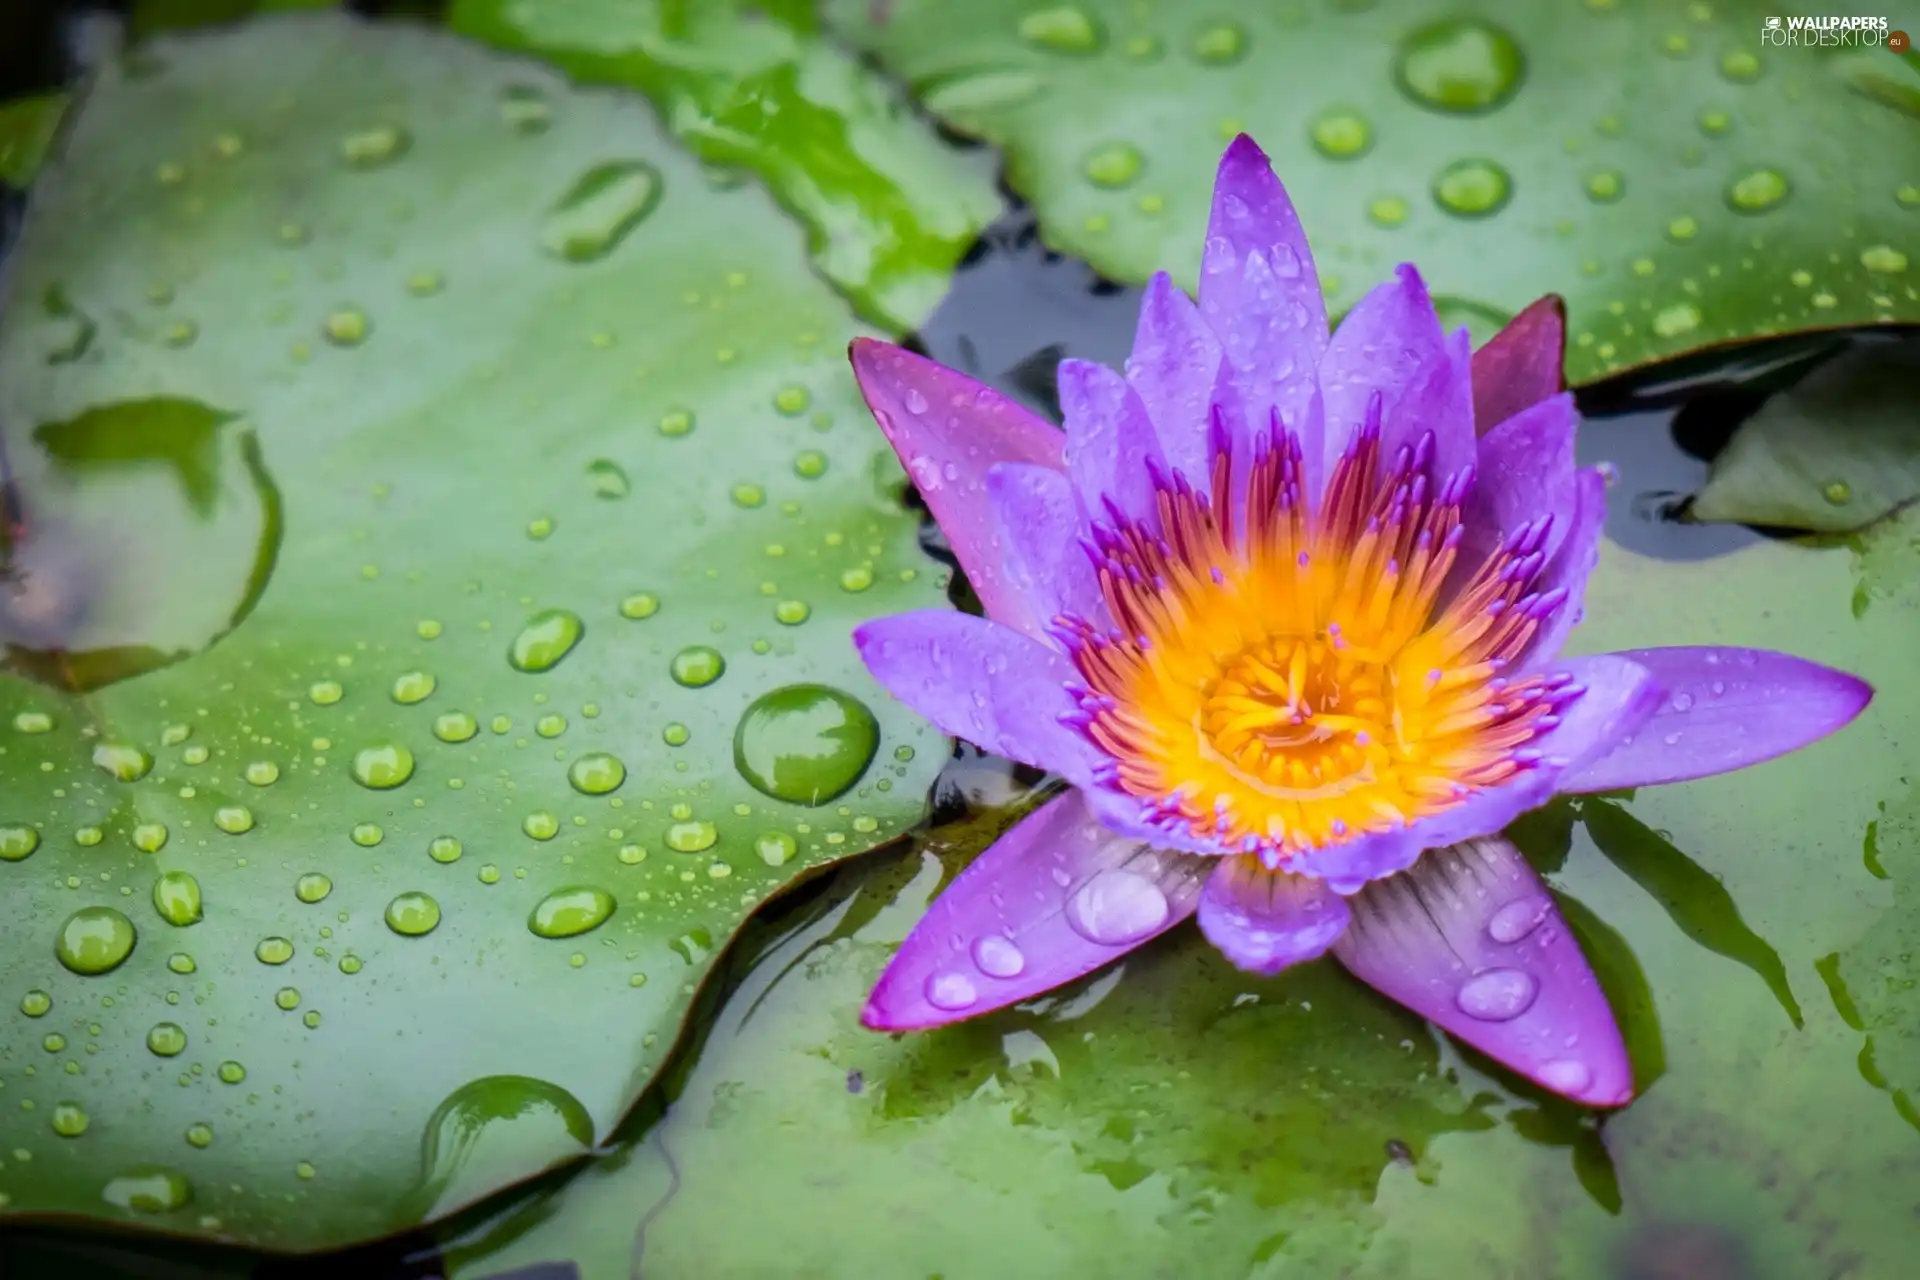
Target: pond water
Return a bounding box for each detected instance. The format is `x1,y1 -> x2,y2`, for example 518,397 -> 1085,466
0,4 -> 1915,1279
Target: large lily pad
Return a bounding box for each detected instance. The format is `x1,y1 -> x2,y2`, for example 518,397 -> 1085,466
824,0 -> 1920,383
439,465 -> 1920,1275
0,13 -> 948,1249
447,0 -> 1004,331
0,94 -> 67,188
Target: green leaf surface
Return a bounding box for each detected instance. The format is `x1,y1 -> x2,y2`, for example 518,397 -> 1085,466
0,13 -> 949,1249
447,0 -> 1004,332
445,511 -> 1920,1278
1834,774 -> 1920,1132
0,94 -> 69,188
824,0 -> 1920,383
1692,338 -> 1920,533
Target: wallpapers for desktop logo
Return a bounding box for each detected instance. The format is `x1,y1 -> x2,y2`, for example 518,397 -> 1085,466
1760,14 -> 1904,47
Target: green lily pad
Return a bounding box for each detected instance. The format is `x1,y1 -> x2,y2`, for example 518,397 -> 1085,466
823,0 -> 1920,383
0,13 -> 948,1249
1692,338 -> 1920,533
441,489 -> 1920,1277
0,93 -> 68,188
1832,774 -> 1920,1129
447,0 -> 1004,332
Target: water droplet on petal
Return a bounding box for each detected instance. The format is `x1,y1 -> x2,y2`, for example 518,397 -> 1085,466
1456,967 -> 1539,1021
972,934 -> 1026,978
925,970 -> 979,1010
1487,896 -> 1552,944
1538,1058 -> 1593,1094
1066,870 -> 1169,946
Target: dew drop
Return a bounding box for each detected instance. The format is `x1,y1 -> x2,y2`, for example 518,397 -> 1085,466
56,906 -> 137,975
773,385 -> 812,416
1487,896 -> 1552,943
217,1061 -> 246,1084
13,710 -> 53,733
972,934 -> 1026,979
255,936 -> 294,965
102,1167 -> 193,1213
1456,967 -> 1539,1021
1309,109 -> 1373,159
528,886 -> 616,939
666,820 -> 717,854
352,743 -> 416,790
510,609 -> 585,672
1861,244 -> 1908,274
662,721 -> 691,746
1066,870 -> 1169,946
52,1101 -> 89,1137
924,971 -> 979,1010
20,989 -> 51,1017
587,459 -> 630,499
657,409 -> 693,439
323,308 -> 370,347
151,872 -> 204,928
540,161 -> 663,263
754,831 -> 797,867
384,891 -> 441,937
391,670 -> 437,704
499,84 -> 553,134
1725,167 -> 1789,213
1366,194 -> 1409,227
417,1075 -> 592,1216
295,873 -> 333,904
309,680 -> 344,706
434,711 -> 479,743
1824,480 -> 1853,505
213,806 -> 254,835
1432,158 -> 1512,217
93,742 -> 153,782
1652,302 -> 1702,338
733,684 -> 880,806
1394,19 -> 1525,114
619,591 -> 660,620
1018,5 -> 1105,54
146,1022 -> 187,1058
185,1123 -> 214,1149
522,811 -> 560,841
133,823 -> 169,854
0,825 -> 40,862
1082,141 -> 1143,188
670,644 -> 725,687
245,760 -> 281,787
167,952 -> 196,975
567,752 -> 627,796
1189,21 -> 1249,65
339,123 -> 410,168
792,449 -> 828,479
429,836 -> 463,865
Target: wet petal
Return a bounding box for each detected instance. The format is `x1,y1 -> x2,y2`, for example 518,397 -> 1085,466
1561,647 -> 1874,793
1126,271 -> 1224,485
1317,265 -> 1472,489
862,788 -> 1208,1030
850,338 -> 1065,642
986,463 -> 1106,635
1059,357 -> 1165,525
1334,836 -> 1635,1107
1512,464 -> 1608,668
1471,295 -> 1567,436
1215,249 -> 1324,472
853,612 -> 1103,786
1460,391 -> 1580,570
1199,135 -> 1327,392
1197,856 -> 1350,976
1295,653 -> 1666,888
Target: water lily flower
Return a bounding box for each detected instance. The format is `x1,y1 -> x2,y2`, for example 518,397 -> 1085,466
846,136 -> 1872,1106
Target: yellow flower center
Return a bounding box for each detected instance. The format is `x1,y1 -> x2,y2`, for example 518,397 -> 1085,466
1064,420 -> 1564,859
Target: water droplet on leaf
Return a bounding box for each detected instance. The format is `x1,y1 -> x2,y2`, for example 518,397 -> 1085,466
733,684 -> 880,806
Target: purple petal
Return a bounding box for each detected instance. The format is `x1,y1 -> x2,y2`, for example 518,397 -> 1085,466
986,463 -> 1107,634
1214,249 -> 1326,474
853,612 -> 1104,786
1334,836 -> 1634,1107
1197,856 -> 1351,976
1460,392 -> 1580,570
1199,136 -> 1327,401
1125,271 -> 1224,485
1316,265 -> 1472,491
1058,358 -> 1165,525
1512,464 -> 1607,668
1082,784 -> 1234,858
850,339 -> 1065,642
1471,295 -> 1567,437
862,788 -> 1208,1030
1560,647 -> 1874,793
1293,654 -> 1666,889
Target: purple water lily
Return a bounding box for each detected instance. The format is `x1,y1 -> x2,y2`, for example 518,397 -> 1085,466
845,136 -> 1872,1106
